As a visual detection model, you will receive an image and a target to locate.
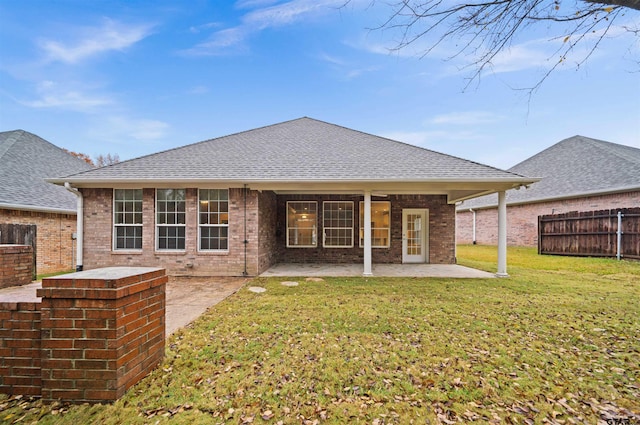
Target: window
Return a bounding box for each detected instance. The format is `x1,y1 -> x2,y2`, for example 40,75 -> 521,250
156,189 -> 186,250
359,201 -> 391,248
199,189 -> 229,251
113,189 -> 143,250
287,201 -> 317,247
323,201 -> 354,248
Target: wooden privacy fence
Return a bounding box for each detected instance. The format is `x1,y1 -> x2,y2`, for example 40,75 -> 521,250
538,208 -> 640,260
0,224 -> 37,279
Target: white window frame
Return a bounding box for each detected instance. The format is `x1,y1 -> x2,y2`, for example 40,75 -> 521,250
156,189 -> 186,251
198,189 -> 229,252
113,189 -> 143,251
359,201 -> 391,248
322,201 -> 354,248
286,201 -> 317,248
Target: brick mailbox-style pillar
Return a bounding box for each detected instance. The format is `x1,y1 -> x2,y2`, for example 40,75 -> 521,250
37,267 -> 166,403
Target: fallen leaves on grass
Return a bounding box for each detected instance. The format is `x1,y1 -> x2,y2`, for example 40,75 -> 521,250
1,248 -> 638,424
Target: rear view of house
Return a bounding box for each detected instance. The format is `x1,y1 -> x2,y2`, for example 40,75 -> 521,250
50,118 -> 536,276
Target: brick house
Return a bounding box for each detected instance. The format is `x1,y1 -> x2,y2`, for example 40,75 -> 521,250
456,135 -> 640,247
0,130 -> 94,275
50,118 -> 536,277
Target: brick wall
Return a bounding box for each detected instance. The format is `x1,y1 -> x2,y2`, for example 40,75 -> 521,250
0,209 -> 76,275
257,191 -> 278,273
456,191 -> 640,247
81,188 -> 263,276
276,194 -> 455,264
0,245 -> 34,288
0,302 -> 42,396
80,188 -> 458,276
0,267 -> 166,403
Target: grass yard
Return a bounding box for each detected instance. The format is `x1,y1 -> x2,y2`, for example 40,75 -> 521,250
1,246 -> 639,424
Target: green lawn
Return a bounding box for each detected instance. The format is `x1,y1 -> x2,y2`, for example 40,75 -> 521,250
2,246 -> 639,424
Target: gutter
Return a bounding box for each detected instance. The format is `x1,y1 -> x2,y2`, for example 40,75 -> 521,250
64,183 -> 84,271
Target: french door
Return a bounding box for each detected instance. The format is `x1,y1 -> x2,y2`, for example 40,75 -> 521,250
402,209 -> 429,263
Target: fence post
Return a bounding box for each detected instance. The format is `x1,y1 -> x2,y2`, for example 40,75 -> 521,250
616,210 -> 623,261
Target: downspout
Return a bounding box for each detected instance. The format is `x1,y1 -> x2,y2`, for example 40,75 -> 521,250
470,208 -> 476,245
243,184 -> 248,276
496,191 -> 508,278
64,183 -> 83,271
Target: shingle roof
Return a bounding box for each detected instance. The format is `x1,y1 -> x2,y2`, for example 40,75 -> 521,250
56,117 -> 529,184
0,130 -> 94,212
458,135 -> 640,210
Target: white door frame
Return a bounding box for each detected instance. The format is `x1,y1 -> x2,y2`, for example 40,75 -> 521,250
402,209 -> 429,263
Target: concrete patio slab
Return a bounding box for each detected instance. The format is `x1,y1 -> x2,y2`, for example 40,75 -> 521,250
0,276 -> 248,337
260,263 -> 495,278
0,281 -> 41,303
165,277 -> 247,335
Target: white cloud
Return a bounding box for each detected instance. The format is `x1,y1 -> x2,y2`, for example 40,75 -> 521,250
188,28 -> 247,54
39,19 -> 154,64
20,80 -> 112,111
92,116 -> 170,143
189,22 -> 223,34
317,52 -> 379,79
235,0 -> 282,10
183,0 -> 345,55
243,0 -> 340,29
318,52 -> 346,66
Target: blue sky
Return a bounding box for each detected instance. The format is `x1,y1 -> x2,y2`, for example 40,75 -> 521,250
1,0 -> 638,169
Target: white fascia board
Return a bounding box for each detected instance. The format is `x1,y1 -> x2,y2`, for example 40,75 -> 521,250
456,185 -> 640,211
0,203 -> 77,215
51,177 -> 538,191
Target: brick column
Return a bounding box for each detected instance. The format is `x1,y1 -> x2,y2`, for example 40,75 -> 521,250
37,267 -> 166,403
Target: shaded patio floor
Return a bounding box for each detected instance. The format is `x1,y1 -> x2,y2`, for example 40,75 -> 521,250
260,263 -> 496,278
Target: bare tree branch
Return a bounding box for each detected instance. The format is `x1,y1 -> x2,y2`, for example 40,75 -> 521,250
351,0 -> 638,92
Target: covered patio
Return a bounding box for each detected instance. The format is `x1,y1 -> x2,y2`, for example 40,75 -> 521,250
260,263 -> 495,278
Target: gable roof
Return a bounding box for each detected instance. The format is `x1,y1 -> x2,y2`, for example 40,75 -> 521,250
458,135 -> 640,210
0,130 -> 94,213
51,117 -> 536,203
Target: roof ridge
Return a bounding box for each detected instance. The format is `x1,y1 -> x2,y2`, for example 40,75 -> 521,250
0,130 -> 26,161
303,117 -> 530,179
580,135 -> 640,166
509,135 -> 640,172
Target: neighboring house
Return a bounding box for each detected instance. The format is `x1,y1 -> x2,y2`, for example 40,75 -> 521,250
456,135 -> 640,247
0,130 -> 94,275
49,118 -> 536,277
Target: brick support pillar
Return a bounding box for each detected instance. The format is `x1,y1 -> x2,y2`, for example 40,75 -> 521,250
37,267 -> 166,403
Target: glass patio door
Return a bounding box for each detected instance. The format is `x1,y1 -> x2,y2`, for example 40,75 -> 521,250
402,209 -> 429,263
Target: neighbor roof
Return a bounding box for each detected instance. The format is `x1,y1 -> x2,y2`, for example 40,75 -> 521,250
51,118 -> 536,203
0,130 -> 94,213
458,135 -> 640,210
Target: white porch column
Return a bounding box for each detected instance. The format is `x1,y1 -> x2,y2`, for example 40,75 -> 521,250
496,190 -> 509,278
363,190 -> 373,276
